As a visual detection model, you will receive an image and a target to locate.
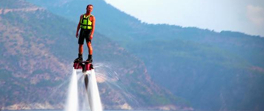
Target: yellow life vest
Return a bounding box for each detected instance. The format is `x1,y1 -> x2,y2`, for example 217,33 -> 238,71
80,14 -> 93,30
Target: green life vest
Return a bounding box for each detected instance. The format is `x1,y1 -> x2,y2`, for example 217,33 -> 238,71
80,14 -> 93,30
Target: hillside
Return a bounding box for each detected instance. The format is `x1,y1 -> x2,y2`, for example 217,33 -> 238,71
0,0 -> 191,110
25,0 -> 264,110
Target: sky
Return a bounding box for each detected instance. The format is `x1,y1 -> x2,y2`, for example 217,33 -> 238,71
105,0 -> 264,37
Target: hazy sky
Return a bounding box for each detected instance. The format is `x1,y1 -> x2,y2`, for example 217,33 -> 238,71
105,0 -> 264,37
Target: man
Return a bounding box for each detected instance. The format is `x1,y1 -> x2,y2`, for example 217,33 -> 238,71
74,4 -> 95,63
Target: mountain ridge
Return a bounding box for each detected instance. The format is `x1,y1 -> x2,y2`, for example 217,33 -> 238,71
24,0 -> 264,110
2,0 -> 264,110
0,0 -> 190,110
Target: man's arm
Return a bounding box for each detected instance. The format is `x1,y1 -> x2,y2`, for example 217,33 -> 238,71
90,16 -> 95,40
76,15 -> 82,38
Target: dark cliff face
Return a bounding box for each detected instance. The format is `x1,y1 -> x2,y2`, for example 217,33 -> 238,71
0,0 -> 190,110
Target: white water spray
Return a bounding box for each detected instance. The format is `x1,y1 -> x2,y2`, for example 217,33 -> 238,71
65,68 -> 103,111
65,68 -> 79,111
87,69 -> 103,111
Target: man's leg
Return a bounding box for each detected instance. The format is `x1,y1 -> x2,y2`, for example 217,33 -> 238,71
86,41 -> 93,62
75,32 -> 84,62
74,44 -> 83,62
79,44 -> 84,54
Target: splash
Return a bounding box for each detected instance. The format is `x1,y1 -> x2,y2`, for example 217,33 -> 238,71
87,69 -> 103,111
64,68 -> 103,111
64,68 -> 79,111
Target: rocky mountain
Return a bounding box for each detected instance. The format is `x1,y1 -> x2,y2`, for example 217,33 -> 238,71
0,0 -> 191,110
25,0 -> 264,110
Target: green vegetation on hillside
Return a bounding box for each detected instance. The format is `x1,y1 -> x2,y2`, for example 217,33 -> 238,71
128,39 -> 264,110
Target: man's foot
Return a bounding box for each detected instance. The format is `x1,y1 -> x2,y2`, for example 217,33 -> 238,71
74,57 -> 83,62
74,54 -> 83,62
86,55 -> 93,63
86,58 -> 93,63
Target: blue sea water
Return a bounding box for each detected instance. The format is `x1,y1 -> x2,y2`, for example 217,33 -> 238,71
5,110 -> 157,111
3,110 -> 161,111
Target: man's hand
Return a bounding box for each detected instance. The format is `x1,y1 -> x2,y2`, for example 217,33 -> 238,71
76,32 -> 79,38
90,35 -> 93,40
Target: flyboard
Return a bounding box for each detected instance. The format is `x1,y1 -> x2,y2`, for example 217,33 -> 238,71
73,60 -> 103,111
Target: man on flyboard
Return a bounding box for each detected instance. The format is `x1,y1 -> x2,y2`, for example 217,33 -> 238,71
74,4 -> 95,63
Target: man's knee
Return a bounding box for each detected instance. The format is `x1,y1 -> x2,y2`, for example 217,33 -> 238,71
87,42 -> 92,47
88,45 -> 93,51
